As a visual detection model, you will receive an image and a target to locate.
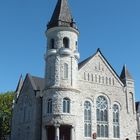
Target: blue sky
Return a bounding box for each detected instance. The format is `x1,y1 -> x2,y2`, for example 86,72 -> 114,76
0,0 -> 140,101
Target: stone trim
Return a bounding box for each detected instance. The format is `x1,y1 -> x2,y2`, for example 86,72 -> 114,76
44,87 -> 80,93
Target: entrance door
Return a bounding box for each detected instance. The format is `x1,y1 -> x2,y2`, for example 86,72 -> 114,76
60,125 -> 71,140
47,126 -> 55,140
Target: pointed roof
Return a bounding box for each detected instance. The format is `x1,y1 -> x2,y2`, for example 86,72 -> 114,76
47,0 -> 77,30
15,74 -> 24,93
14,74 -> 44,103
120,65 -> 133,80
136,102 -> 140,113
13,75 -> 24,106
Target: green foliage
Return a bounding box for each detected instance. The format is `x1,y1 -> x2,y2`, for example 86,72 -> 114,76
0,91 -> 15,140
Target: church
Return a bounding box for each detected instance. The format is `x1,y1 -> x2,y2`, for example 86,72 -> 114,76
11,0 -> 140,140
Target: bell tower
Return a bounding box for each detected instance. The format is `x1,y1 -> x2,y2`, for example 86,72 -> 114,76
120,65 -> 135,113
45,0 -> 80,89
42,1 -> 80,140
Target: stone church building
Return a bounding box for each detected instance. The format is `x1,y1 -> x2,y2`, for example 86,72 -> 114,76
11,0 -> 140,140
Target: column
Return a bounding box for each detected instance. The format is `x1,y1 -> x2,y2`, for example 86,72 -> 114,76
55,124 -> 60,140
71,126 -> 75,140
42,126 -> 47,140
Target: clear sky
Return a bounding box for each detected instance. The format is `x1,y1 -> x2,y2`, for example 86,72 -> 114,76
0,0 -> 140,101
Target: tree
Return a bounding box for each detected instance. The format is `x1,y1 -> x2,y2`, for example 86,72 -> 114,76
0,91 -> 15,140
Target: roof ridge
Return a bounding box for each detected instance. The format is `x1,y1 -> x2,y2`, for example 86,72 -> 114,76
78,49 -> 124,86
78,50 -> 99,69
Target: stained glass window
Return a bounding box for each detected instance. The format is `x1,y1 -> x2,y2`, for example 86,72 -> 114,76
96,96 -> 108,138
84,101 -> 91,137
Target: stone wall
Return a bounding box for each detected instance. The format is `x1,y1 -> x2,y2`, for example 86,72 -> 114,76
11,77 -> 41,140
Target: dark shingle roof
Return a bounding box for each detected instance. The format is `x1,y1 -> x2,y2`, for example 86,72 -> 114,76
14,74 -> 44,103
78,56 -> 93,69
136,102 -> 140,113
120,65 -> 133,81
15,75 -> 24,93
47,0 -> 77,29
26,74 -> 44,91
31,76 -> 44,91
78,48 -> 100,69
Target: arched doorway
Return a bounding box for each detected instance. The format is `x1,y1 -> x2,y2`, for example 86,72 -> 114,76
47,125 -> 72,140
60,125 -> 71,140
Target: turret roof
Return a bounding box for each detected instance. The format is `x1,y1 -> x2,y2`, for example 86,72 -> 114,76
47,0 -> 77,30
136,102 -> 140,113
120,65 -> 133,80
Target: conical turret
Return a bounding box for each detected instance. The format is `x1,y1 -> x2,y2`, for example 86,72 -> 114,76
47,0 -> 77,30
120,64 -> 133,85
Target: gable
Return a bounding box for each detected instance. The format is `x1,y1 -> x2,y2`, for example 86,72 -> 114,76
15,74 -> 44,104
78,50 -> 124,87
16,74 -> 36,105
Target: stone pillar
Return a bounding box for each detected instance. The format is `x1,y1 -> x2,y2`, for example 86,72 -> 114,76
71,126 -> 75,140
55,124 -> 60,140
42,126 -> 47,140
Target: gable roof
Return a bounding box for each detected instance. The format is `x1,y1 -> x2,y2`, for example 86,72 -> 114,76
14,74 -> 44,103
15,75 -> 24,100
31,76 -> 44,91
26,73 -> 44,91
47,0 -> 77,30
78,48 -> 101,69
78,48 -> 124,86
78,55 -> 93,69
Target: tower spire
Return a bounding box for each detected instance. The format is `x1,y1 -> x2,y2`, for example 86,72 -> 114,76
47,0 -> 77,30
120,64 -> 133,85
120,64 -> 133,80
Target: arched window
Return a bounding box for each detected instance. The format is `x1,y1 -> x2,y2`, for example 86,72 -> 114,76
47,99 -> 52,113
99,62 -> 101,70
50,39 -> 55,49
63,37 -> 69,48
88,73 -> 90,81
102,76 -> 104,84
96,96 -> 108,138
84,72 -> 86,80
109,78 -> 111,85
63,98 -> 70,113
64,63 -> 68,79
99,75 -> 101,83
75,41 -> 78,50
113,104 -> 120,138
112,78 -> 115,85
95,75 -> 97,82
91,74 -> 94,81
106,77 -> 108,85
84,101 -> 91,137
